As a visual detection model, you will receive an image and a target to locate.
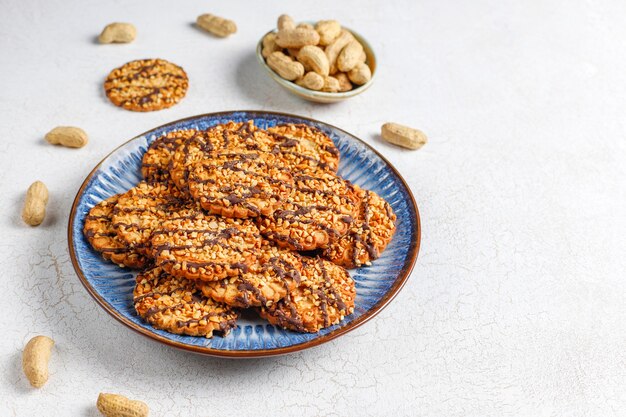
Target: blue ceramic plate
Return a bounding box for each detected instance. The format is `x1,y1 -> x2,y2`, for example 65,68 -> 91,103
68,111 -> 420,358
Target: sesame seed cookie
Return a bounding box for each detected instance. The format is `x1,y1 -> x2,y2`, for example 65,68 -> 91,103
133,266 -> 239,337
168,121 -> 274,194
111,181 -> 201,255
188,152 -> 293,218
257,171 -> 359,251
196,244 -> 304,308
323,187 -> 396,268
259,257 -> 356,333
267,123 -> 340,172
141,129 -> 201,183
104,58 -> 189,112
83,195 -> 150,269
151,215 -> 263,282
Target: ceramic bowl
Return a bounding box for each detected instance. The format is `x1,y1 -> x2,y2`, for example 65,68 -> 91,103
256,28 -> 377,103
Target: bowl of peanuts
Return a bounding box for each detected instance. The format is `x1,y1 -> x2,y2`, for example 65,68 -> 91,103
257,15 -> 376,103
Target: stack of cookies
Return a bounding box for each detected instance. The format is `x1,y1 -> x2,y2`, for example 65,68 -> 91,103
83,121 -> 396,337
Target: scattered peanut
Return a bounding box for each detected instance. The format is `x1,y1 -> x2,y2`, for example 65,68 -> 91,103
45,126 -> 88,148
325,30 -> 355,74
337,40 -> 364,72
267,51 -> 305,81
277,14 -> 296,31
22,181 -> 49,226
297,45 -> 329,76
261,33 -> 281,58
98,23 -> 136,44
334,72 -> 353,92
296,72 -> 325,91
348,62 -> 372,85
321,76 -> 341,92
22,335 -> 54,388
381,123 -> 428,150
196,14 -> 237,37
97,393 -> 149,417
315,20 -> 341,46
262,16 -> 374,93
275,27 -> 320,48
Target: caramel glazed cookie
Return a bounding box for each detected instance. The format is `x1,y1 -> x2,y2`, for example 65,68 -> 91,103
168,121 -> 270,194
196,244 -> 304,308
133,266 -> 239,337
141,128 -> 202,183
104,58 -> 189,112
260,257 -> 356,333
188,151 -> 294,218
257,171 -> 360,251
168,121 -> 341,195
266,123 -> 340,172
323,187 -> 397,269
111,181 -> 201,255
83,195 -> 150,269
150,214 -> 263,282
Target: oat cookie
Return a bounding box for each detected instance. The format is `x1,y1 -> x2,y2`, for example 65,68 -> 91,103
134,266 -> 239,337
168,121 -> 274,193
259,257 -> 355,333
323,187 -> 396,268
257,171 -> 359,251
142,129 -> 200,182
188,151 -> 293,218
83,195 -> 150,269
111,181 -> 200,254
151,214 -> 262,282
197,245 -> 303,308
267,123 -> 340,172
104,58 -> 189,112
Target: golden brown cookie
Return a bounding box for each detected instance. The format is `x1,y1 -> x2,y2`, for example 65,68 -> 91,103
111,181 -> 201,255
323,187 -> 396,268
267,123 -> 340,172
104,58 -> 189,112
257,171 -> 359,251
142,129 -> 200,183
168,121 -> 274,194
187,152 -> 293,218
196,244 -> 303,308
134,266 -> 239,337
151,214 -> 263,282
83,195 -> 150,269
259,257 -> 355,333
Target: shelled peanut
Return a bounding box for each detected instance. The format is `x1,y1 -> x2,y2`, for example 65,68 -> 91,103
262,15 -> 373,92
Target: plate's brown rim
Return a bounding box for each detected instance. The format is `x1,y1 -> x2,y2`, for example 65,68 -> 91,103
68,110 -> 421,359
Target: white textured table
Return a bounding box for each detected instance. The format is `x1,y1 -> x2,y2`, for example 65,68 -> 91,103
2,0 -> 625,416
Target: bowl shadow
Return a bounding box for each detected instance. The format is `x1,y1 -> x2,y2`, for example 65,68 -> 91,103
234,52 -> 307,109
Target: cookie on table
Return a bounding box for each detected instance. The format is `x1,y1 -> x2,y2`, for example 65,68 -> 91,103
323,187 -> 396,268
267,123 -> 340,172
196,244 -> 304,308
104,58 -> 189,112
111,181 -> 200,255
151,214 -> 263,282
83,195 -> 150,269
142,129 -> 201,183
259,257 -> 355,333
257,171 -> 359,251
133,266 -> 239,337
188,151 -> 293,218
168,121 -> 274,194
